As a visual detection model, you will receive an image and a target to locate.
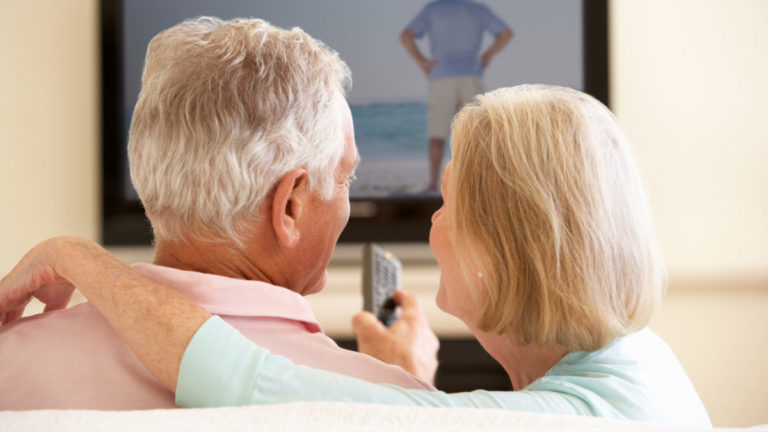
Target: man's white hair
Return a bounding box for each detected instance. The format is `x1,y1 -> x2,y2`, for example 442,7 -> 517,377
128,17 -> 351,244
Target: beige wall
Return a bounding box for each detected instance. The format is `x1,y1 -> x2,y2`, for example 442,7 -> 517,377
611,0 -> 768,278
1,0 -> 766,427
610,2 -> 768,425
0,0 -> 100,268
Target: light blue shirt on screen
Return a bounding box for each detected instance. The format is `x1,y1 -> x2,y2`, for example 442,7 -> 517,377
176,316 -> 712,428
406,0 -> 509,80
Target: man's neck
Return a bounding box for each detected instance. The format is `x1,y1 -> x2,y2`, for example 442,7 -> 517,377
153,238 -> 275,285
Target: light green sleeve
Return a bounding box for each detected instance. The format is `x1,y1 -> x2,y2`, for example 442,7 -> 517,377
176,316 -> 589,415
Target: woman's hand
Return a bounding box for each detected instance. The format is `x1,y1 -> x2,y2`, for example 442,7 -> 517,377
0,236 -> 78,325
352,290 -> 440,384
1,236 -> 211,392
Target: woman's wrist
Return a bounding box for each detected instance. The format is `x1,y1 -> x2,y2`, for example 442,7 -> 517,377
40,235 -> 211,392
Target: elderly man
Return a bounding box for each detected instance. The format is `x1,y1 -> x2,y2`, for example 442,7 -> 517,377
0,17 -> 433,410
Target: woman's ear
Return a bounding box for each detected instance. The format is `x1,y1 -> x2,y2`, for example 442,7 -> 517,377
270,169 -> 309,248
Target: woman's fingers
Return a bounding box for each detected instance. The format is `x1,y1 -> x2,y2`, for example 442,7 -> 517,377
0,238 -> 76,325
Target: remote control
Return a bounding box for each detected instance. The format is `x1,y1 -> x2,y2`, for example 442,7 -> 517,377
362,243 -> 401,327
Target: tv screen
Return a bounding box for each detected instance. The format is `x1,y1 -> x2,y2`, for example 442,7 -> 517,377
101,0 -> 608,244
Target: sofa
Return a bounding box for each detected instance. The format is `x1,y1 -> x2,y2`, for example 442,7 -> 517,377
2,401 -> 763,431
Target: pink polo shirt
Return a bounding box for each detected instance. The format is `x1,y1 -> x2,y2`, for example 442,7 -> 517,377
0,263 -> 433,410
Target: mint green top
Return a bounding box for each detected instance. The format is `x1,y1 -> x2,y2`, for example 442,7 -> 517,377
176,316 -> 711,427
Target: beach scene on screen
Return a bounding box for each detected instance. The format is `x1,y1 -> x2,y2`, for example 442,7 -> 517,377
121,0 -> 583,199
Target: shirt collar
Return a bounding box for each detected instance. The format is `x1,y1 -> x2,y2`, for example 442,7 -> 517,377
131,263 -> 323,334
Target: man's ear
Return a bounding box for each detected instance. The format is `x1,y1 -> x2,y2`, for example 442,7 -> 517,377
271,168 -> 310,248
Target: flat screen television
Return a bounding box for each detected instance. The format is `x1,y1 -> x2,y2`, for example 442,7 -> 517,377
101,0 -> 609,245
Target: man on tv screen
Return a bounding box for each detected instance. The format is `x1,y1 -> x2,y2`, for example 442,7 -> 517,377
401,0 -> 513,192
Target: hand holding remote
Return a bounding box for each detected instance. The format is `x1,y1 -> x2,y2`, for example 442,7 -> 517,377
353,290 -> 440,385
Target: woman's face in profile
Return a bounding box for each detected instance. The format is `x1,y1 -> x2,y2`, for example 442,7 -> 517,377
429,163 -> 481,326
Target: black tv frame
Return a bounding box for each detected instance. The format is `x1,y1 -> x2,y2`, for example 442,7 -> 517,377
100,0 -> 609,245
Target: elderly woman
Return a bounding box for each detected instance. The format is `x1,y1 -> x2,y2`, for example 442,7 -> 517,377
0,85 -> 710,426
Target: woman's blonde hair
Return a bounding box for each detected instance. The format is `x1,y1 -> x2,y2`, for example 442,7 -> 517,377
449,85 -> 664,352
129,17 -> 351,244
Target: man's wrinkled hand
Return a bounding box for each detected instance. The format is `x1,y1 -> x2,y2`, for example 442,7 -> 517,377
0,237 -> 77,325
352,289 -> 440,384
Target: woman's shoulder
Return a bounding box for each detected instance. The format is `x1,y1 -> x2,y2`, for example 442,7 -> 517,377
527,328 -> 711,427
558,328 -> 672,368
